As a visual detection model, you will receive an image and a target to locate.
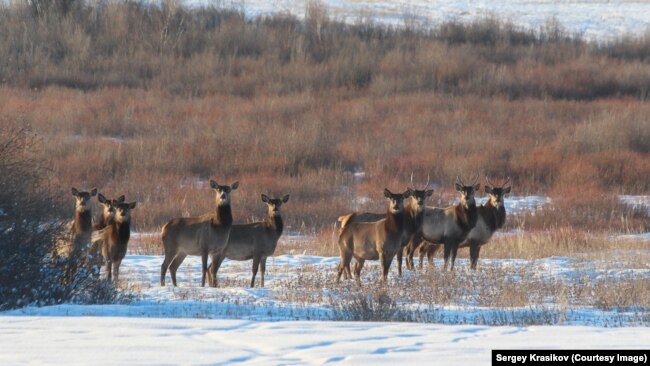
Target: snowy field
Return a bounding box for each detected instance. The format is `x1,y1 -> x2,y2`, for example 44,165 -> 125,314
3,195 -> 649,364
189,0 -> 650,42
1,316 -> 647,365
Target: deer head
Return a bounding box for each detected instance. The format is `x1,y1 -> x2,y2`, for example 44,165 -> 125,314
261,194 -> 290,217
485,176 -> 512,209
455,175 -> 480,208
98,193 -> 125,220
71,187 -> 97,212
113,200 -> 137,224
210,180 -> 239,206
384,188 -> 412,214
408,173 -> 434,212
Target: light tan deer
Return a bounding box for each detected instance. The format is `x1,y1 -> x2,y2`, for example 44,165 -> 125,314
92,200 -> 137,283
462,176 -> 511,269
406,175 -> 479,271
160,180 -> 238,287
337,188 -> 412,285
208,194 -> 290,288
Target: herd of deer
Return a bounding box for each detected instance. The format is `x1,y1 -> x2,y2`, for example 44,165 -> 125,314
63,175 -> 511,288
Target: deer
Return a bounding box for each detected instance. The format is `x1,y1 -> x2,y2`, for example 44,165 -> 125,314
337,188 -> 412,285
92,199 -> 137,283
89,193 -> 125,269
208,194 -> 290,288
160,180 -> 238,287
405,175 -> 480,271
337,175 -> 433,277
93,193 -> 125,230
58,187 -> 98,283
60,187 -> 97,258
461,176 -> 511,269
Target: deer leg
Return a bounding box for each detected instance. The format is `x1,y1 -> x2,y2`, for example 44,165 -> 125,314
169,253 -> 186,287
443,242 -> 452,271
396,247 -> 403,277
418,245 -> 426,270
106,259 -> 112,281
469,241 -> 481,270
337,254 -> 346,283
200,252 -> 208,287
382,253 -> 394,285
160,252 -> 176,287
449,243 -> 459,271
260,256 -> 267,288
353,259 -> 365,286
211,253 -> 227,288
113,260 -> 121,284
251,256 -> 261,288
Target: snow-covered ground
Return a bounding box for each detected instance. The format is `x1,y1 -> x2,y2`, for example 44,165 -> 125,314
189,0 -> 650,42
6,253 -> 648,325
1,316 -> 647,365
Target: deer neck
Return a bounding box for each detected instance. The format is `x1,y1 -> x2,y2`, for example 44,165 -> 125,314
214,204 -> 233,227
455,200 -> 478,232
405,201 -> 424,233
484,200 -> 506,229
385,209 -> 405,234
266,213 -> 284,237
74,209 -> 93,234
114,219 -> 131,243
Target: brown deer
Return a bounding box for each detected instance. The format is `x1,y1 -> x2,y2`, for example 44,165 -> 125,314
93,193 -> 125,230
160,180 -> 238,287
65,187 -> 97,257
406,175 -> 480,271
208,194 -> 290,288
92,200 -> 137,283
337,175 -> 433,277
337,188 -> 412,285
462,176 -> 511,269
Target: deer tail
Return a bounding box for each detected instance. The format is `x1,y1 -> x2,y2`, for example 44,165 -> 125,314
337,213 -> 355,234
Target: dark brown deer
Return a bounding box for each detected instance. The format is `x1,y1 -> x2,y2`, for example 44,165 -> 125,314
337,188 -> 411,285
160,180 -> 238,287
337,175 -> 433,277
92,200 -> 137,283
406,176 -> 479,271
208,194 -> 289,288
462,176 -> 511,269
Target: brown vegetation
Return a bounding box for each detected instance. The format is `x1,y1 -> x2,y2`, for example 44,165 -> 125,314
0,1 -> 648,240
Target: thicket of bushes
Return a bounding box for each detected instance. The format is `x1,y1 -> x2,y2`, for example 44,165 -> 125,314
0,122 -> 120,310
1,0 -> 649,99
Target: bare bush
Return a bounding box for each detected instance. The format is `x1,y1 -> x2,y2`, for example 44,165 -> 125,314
0,121 -> 122,310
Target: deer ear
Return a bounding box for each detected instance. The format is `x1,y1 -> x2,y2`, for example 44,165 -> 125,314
231,181 -> 239,190
129,201 -> 137,209
117,195 -> 126,203
98,193 -> 106,203
403,189 -> 412,198
384,189 -> 392,198
455,183 -> 462,192
425,189 -> 434,197
282,194 -> 290,203
485,186 -> 493,194
210,180 -> 218,189
71,187 -> 79,196
261,194 -> 269,203
504,186 -> 511,194
90,188 -> 98,196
